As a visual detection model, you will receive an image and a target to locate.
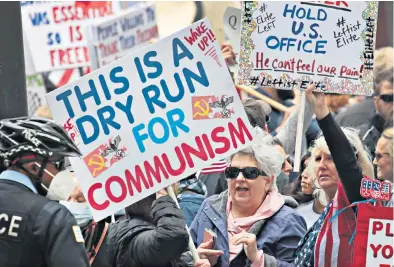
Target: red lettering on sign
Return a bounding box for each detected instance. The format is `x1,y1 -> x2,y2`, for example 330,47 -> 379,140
184,21 -> 208,45
87,118 -> 252,211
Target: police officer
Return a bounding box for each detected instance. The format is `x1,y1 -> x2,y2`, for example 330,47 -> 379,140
0,117 -> 90,267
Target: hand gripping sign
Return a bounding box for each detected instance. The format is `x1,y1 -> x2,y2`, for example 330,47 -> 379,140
46,18 -> 254,222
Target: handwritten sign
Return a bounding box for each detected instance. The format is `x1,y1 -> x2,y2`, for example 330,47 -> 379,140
360,177 -> 392,201
47,19 -> 253,221
223,7 -> 241,74
366,219 -> 394,267
238,1 -> 378,95
87,3 -> 158,69
26,74 -> 47,116
20,2 -> 119,72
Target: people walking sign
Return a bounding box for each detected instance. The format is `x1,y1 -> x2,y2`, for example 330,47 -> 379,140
46,19 -> 254,222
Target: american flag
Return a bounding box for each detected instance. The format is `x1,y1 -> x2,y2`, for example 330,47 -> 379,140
200,160 -> 227,174
295,182 -> 357,267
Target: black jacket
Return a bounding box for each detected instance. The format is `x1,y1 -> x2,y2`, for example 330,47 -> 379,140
93,195 -> 190,267
335,97 -> 375,128
318,113 -> 365,203
357,113 -> 385,159
0,180 -> 90,267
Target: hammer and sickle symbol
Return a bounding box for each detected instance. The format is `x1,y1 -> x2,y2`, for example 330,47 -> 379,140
88,154 -> 105,177
193,100 -> 210,118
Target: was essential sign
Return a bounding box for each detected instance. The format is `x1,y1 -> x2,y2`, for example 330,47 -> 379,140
87,3 -> 159,69
21,2 -> 119,72
238,1 -> 378,95
47,19 -> 253,221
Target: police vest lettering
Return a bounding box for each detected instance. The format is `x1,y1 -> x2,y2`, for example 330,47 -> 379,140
22,129 -> 42,147
0,211 -> 26,242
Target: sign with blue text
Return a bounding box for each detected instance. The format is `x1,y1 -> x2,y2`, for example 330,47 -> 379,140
238,1 -> 378,95
87,3 -> 158,69
47,19 -> 253,221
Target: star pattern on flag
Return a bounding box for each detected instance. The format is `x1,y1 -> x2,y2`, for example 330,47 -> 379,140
294,202 -> 332,267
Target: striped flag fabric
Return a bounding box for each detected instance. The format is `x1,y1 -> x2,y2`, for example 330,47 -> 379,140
314,182 -> 357,267
200,160 -> 227,175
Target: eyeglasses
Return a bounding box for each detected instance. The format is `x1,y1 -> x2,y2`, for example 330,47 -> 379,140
282,155 -> 293,169
225,167 -> 267,180
375,152 -> 390,160
52,159 -> 66,171
379,94 -> 393,103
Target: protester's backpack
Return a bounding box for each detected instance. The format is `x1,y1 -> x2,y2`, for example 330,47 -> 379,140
82,220 -> 109,265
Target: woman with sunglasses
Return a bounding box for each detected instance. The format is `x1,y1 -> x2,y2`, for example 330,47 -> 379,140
373,127 -> 393,206
294,85 -> 374,267
189,130 -> 307,267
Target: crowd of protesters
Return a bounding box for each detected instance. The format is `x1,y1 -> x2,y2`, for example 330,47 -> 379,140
0,32 -> 393,267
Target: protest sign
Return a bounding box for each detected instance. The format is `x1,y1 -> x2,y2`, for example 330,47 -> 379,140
353,203 -> 394,267
223,7 -> 241,74
20,2 -> 120,72
366,219 -> 394,267
238,1 -> 379,95
47,18 -> 254,221
87,3 -> 158,69
26,74 -> 47,116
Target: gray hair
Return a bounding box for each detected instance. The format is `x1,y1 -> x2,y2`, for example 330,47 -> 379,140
242,98 -> 270,130
226,128 -> 284,191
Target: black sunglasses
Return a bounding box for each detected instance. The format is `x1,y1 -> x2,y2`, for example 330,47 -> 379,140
379,94 -> 393,103
225,167 -> 267,180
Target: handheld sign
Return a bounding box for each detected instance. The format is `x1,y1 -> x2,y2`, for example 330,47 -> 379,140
360,177 -> 392,201
87,3 -> 158,69
26,74 -> 47,116
20,2 -> 119,72
223,7 -> 241,74
238,1 -> 378,95
353,203 -> 394,267
47,18 -> 254,222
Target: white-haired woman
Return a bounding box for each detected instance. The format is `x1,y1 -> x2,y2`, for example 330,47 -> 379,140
189,131 -> 307,267
295,86 -> 374,267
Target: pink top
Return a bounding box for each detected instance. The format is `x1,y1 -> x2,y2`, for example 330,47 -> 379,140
226,191 -> 285,267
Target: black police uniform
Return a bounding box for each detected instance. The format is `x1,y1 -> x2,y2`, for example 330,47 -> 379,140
0,179 -> 90,267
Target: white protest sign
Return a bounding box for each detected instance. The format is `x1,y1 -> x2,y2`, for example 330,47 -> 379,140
224,7 -> 241,58
87,3 -> 158,69
224,7 -> 241,75
366,219 -> 394,267
26,74 -> 47,116
20,2 -> 120,72
47,18 -> 254,222
238,1 -> 378,95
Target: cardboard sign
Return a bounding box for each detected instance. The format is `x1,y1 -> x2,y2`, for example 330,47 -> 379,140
87,3 -> 159,69
47,19 -> 254,221
238,1 -> 378,95
223,7 -> 241,74
20,2 -> 119,72
353,203 -> 394,267
26,74 -> 47,116
366,219 -> 394,267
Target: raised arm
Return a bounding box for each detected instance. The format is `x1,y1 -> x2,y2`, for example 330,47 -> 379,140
305,85 -> 364,203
